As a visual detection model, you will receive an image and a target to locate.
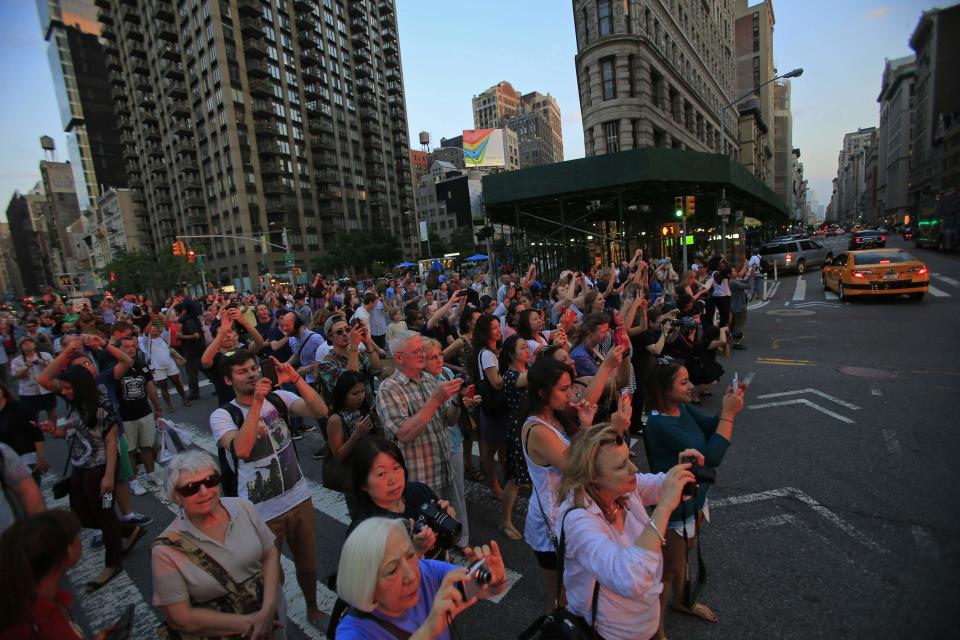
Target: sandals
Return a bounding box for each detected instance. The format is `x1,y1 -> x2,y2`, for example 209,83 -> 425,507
671,603 -> 718,623
498,522 -> 523,540
122,525 -> 147,555
85,566 -> 122,593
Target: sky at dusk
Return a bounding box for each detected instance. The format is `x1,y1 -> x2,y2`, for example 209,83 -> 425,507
0,0 -> 940,223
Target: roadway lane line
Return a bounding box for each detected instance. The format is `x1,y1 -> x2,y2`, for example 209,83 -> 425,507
730,513 -> 798,530
39,477 -> 162,640
910,525 -> 939,559
881,429 -> 901,455
747,398 -> 855,423
927,284 -> 950,297
792,275 -> 807,301
870,385 -> 883,397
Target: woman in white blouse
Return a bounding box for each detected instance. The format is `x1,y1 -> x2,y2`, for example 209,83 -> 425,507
554,424 -> 701,640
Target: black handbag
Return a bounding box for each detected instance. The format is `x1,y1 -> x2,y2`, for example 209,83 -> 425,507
519,506 -> 603,640
477,350 -> 508,417
52,435 -> 76,500
680,499 -> 708,610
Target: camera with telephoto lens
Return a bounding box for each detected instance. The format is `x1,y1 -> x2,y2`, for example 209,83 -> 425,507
413,501 -> 462,545
680,455 -> 717,497
670,316 -> 699,331
456,558 -> 492,600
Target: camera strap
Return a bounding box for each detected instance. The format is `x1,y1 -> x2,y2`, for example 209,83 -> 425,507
680,498 -> 707,610
346,608 -> 411,639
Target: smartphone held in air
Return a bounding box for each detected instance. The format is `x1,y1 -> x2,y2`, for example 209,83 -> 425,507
260,358 -> 279,386
731,372 -> 739,392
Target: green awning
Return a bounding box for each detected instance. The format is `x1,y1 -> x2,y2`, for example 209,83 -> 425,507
482,147 -> 790,228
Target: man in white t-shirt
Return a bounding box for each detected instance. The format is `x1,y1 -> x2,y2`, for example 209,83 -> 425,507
209,349 -> 329,625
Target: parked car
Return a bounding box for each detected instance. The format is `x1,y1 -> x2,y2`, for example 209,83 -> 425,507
849,230 -> 887,250
758,239 -> 833,274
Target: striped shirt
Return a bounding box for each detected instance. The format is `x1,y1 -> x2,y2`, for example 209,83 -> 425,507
375,368 -> 451,492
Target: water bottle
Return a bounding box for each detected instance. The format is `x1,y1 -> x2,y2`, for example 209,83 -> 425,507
101,492 -> 113,509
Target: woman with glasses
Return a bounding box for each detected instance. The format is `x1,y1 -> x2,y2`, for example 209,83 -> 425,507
554,424 -> 700,640
151,450 -> 284,639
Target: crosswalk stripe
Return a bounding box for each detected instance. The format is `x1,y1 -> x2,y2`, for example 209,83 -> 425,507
932,273 -> 960,287
927,285 -> 950,297
792,276 -> 806,301
824,290 -> 839,300
39,477 -> 163,640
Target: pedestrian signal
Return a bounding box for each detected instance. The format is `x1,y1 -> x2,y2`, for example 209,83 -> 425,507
684,196 -> 696,219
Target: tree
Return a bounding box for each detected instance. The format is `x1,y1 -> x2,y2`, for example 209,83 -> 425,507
101,250 -> 200,299
448,225 -> 477,257
312,229 -> 403,276
423,231 -> 448,257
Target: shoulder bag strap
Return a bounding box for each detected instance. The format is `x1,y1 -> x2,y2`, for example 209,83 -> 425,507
153,532 -> 247,597
346,608 -> 411,639
557,506 -> 601,629
524,424 -> 560,553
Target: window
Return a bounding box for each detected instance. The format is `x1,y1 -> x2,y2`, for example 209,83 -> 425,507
601,57 -> 616,100
597,0 -> 613,37
604,121 -> 620,153
581,8 -> 589,45
627,54 -> 634,97
753,56 -> 760,87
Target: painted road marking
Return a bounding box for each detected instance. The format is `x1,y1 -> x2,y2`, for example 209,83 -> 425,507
910,525 -> 939,559
39,477 -> 162,640
870,385 -> 883,397
755,388 -> 862,410
824,290 -> 839,300
755,357 -> 814,367
794,301 -> 839,309
927,284 -> 950,297
792,275 -> 807,301
881,429 -> 902,455
771,336 -> 816,350
932,273 -> 960,287
731,513 -> 799,530
748,398 -> 855,423
711,487 -> 886,553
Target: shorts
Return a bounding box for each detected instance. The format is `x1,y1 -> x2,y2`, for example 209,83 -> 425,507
151,363 -> 181,381
123,414 -> 156,450
20,393 -> 57,414
117,435 -> 133,482
479,409 -> 507,446
534,550 -> 558,571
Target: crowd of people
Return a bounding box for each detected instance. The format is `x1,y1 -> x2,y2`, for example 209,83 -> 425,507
0,246 -> 758,639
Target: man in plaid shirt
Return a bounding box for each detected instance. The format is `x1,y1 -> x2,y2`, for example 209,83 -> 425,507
375,330 -> 462,494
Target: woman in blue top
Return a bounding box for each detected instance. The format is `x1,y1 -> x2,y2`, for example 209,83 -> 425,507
335,517 -> 507,639
644,362 -> 744,637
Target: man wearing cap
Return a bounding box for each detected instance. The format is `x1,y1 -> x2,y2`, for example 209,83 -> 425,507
480,295 -> 507,322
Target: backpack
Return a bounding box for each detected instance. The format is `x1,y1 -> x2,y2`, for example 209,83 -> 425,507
218,393 -> 293,498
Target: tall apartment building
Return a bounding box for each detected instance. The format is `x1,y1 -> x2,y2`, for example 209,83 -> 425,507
572,0 -> 737,156
772,79 -> 793,209
472,83 -> 563,168
835,127 -> 876,223
908,4 -> 960,211
37,0 -> 127,210
876,55 -> 915,223
5,190 -> 54,294
733,0 -> 775,186
96,0 -> 415,289
0,223 -> 25,297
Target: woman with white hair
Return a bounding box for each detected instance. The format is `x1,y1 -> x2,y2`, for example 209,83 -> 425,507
335,517 -> 507,639
150,450 -> 284,639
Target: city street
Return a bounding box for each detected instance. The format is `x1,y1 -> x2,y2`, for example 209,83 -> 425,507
32,237 -> 959,640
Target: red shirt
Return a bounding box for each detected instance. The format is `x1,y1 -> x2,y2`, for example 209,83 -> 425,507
0,590 -> 85,640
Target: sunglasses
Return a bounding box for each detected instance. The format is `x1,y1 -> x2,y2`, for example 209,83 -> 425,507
331,328 -> 348,336
599,435 -> 625,448
176,472 -> 221,497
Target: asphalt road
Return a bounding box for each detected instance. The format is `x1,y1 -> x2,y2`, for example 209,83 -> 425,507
39,233 -> 960,639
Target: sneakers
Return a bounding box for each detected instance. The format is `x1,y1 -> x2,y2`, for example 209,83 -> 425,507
91,530 -> 103,548
128,478 -> 147,496
300,424 -> 316,433
141,472 -> 157,487
121,511 -> 154,526
291,430 -> 304,441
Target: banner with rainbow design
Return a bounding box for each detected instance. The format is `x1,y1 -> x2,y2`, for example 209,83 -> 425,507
462,128 -> 506,168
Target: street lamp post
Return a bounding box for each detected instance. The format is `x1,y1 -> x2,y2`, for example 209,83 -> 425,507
716,67 -> 803,255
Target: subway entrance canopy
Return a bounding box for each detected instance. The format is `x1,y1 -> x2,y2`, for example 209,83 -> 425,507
480,147 -> 790,273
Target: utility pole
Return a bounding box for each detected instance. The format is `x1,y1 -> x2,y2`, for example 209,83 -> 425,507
282,227 -> 294,290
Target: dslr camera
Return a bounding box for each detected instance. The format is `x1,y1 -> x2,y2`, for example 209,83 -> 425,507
680,455 -> 717,497
413,501 -> 463,546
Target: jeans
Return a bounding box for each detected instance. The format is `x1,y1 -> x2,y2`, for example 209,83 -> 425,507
704,296 -> 731,328
69,465 -> 135,568
184,354 -> 202,398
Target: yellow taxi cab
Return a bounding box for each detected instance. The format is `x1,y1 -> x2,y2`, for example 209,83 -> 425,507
821,249 -> 929,301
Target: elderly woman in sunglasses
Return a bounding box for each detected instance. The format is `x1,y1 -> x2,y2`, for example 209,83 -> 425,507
553,424 -> 702,640
151,450 -> 284,639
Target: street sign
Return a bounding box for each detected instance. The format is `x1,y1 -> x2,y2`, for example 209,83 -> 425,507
284,253 -> 295,267
718,199 -> 731,219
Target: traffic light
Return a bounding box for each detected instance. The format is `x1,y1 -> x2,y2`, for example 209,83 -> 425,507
684,195 -> 696,219
172,241 -> 182,256
187,249 -> 196,263
674,196 -> 683,219
109,272 -> 116,282
259,277 -> 265,284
